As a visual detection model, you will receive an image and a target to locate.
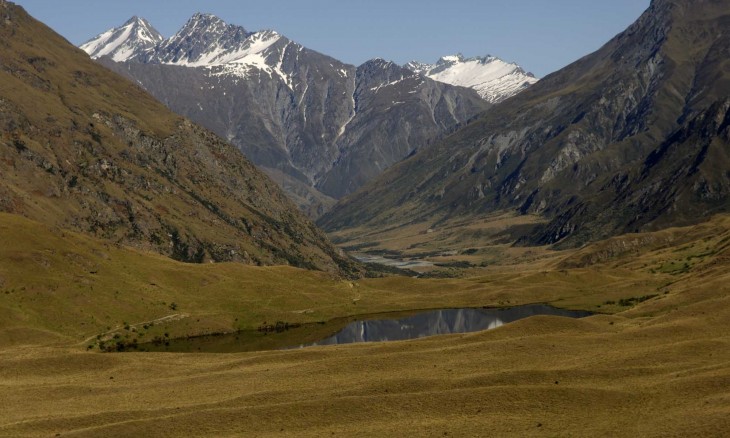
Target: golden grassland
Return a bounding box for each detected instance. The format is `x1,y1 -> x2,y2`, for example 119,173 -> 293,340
329,211 -> 556,270
1,212 -> 730,436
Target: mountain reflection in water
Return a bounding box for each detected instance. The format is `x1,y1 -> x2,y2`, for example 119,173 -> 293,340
298,304 -> 591,348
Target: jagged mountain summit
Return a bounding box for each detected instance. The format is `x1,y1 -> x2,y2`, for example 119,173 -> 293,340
80,14 -> 489,217
144,13 -> 285,69
81,13 -> 281,69
321,0 -> 730,249
0,2 -> 358,276
79,16 -> 163,62
404,54 -> 538,103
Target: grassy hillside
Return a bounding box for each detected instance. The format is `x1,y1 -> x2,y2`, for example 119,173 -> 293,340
0,212 -> 667,347
1,212 -> 729,435
0,1 -> 356,275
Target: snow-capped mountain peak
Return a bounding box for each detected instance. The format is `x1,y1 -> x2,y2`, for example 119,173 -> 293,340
403,60 -> 433,75
171,13 -> 246,47
82,13 -> 288,72
405,54 -> 538,103
437,53 -> 467,64
360,58 -> 416,79
148,13 -> 260,66
183,12 -> 230,31
361,58 -> 406,74
357,58 -> 418,91
80,16 -> 162,62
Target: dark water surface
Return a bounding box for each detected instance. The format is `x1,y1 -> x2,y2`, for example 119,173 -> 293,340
133,304 -> 591,353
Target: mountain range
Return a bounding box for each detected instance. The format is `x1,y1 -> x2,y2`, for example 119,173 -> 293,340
0,3 -> 356,275
79,15 -> 539,217
320,0 -> 730,249
7,0 -> 724,265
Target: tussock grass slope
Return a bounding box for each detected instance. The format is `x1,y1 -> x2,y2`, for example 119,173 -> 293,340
1,213 -> 729,435
0,212 -> 674,347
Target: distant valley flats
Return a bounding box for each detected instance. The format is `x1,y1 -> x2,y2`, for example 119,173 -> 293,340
81,14 -> 537,217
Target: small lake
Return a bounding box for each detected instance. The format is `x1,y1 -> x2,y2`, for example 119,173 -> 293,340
129,304 -> 591,353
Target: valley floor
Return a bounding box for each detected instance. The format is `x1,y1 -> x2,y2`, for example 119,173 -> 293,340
1,214 -> 730,436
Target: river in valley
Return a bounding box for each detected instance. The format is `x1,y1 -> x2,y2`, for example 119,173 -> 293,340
353,253 -> 435,268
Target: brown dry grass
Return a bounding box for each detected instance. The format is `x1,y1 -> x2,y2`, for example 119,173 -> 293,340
1,213 -> 730,436
333,211 -> 540,249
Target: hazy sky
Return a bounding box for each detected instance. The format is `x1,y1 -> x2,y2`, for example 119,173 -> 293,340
14,0 -> 650,77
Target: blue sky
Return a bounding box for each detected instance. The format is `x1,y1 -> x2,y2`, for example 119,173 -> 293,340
15,0 -> 650,77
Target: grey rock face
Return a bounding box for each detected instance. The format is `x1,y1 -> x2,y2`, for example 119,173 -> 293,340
144,13 -> 252,65
317,59 -> 487,198
84,14 -> 489,217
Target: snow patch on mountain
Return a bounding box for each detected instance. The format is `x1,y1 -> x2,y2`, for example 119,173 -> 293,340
80,16 -> 163,62
170,30 -> 282,67
405,54 -> 538,103
370,78 -> 409,92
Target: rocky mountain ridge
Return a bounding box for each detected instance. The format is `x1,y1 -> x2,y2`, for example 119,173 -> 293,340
320,0 -> 730,249
81,14 -> 491,217
80,16 -> 163,62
